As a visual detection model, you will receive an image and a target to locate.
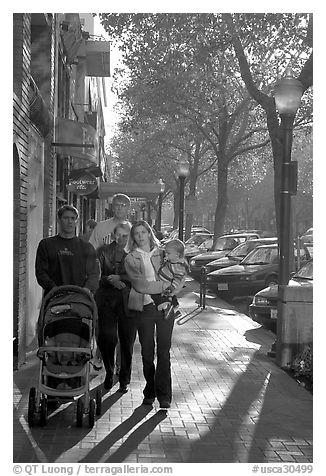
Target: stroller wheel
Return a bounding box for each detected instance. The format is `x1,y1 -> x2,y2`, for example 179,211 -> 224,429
95,388 -> 102,415
89,398 -> 95,428
76,398 -> 84,427
39,397 -> 48,427
28,387 -> 36,427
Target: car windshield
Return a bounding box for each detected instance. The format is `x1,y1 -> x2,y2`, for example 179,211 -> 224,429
212,236 -> 242,251
185,235 -> 210,246
293,261 -> 313,279
242,246 -> 278,265
228,241 -> 255,258
305,243 -> 313,258
199,238 -> 213,250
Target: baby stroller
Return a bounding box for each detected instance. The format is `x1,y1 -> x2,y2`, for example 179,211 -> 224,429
28,285 -> 102,428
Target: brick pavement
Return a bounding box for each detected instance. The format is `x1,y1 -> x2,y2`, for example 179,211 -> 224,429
13,278 -> 313,463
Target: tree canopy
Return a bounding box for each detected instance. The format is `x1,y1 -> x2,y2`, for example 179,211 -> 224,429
99,13 -> 313,237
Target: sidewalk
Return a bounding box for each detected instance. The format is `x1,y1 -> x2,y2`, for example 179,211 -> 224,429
13,279 -> 313,463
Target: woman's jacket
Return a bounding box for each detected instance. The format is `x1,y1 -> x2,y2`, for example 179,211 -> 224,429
124,247 -> 185,311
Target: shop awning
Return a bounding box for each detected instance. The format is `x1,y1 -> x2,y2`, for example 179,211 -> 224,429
99,182 -> 165,200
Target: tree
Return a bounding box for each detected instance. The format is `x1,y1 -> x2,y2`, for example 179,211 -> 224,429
222,13 -> 313,234
99,13 -> 312,240
100,13 -> 274,240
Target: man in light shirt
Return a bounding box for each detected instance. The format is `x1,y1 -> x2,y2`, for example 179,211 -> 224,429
89,193 -> 131,250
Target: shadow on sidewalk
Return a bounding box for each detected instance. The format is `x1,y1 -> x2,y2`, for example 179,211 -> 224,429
185,345 -> 312,463
80,405 -> 157,463
104,411 -> 167,463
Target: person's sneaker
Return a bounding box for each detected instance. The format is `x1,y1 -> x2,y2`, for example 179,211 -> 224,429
142,397 -> 155,405
159,401 -> 170,410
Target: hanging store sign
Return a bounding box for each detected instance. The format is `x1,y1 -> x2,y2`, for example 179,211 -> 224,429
66,172 -> 98,196
53,117 -> 98,165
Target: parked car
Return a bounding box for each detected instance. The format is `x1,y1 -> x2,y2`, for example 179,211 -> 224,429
300,227 -> 313,244
205,237 -> 278,274
189,232 -> 260,280
249,259 -> 313,329
304,242 -> 313,258
168,226 -> 212,242
184,233 -> 213,259
185,235 -> 213,263
205,243 -> 311,300
161,224 -> 173,237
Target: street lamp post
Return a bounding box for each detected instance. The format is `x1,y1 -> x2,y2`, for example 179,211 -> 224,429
156,179 -> 165,232
274,67 -> 303,365
274,68 -> 303,284
177,160 -> 190,242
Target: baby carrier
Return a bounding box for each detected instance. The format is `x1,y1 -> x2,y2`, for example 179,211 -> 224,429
27,285 -> 102,428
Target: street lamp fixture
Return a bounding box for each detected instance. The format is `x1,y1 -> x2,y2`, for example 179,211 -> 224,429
274,67 -> 303,116
177,160 -> 190,241
274,66 -> 303,367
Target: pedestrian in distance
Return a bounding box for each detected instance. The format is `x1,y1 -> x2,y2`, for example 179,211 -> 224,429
124,220 -> 186,410
35,205 -> 100,296
151,238 -> 188,319
80,218 -> 97,242
89,193 -> 132,250
94,223 -> 137,392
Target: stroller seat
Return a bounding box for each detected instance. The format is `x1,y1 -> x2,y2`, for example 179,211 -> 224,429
43,332 -> 90,370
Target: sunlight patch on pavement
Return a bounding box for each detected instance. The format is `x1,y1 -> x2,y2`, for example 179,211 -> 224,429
235,371 -> 271,461
19,415 -> 49,462
13,382 -> 22,409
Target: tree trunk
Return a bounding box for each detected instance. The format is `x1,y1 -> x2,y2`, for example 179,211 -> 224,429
213,160 -> 229,244
173,188 -> 179,230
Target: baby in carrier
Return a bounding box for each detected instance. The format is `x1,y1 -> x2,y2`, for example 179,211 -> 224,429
45,333 -> 89,366
151,239 -> 188,319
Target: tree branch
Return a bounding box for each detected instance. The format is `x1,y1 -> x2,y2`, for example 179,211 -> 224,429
222,13 -> 272,111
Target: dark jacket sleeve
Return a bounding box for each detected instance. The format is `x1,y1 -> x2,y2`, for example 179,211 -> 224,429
35,240 -> 57,293
84,243 -> 100,293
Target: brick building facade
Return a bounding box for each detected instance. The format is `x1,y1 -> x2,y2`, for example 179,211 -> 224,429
13,13 -> 110,368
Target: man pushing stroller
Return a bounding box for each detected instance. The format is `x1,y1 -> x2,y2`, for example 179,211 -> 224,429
35,205 -> 100,295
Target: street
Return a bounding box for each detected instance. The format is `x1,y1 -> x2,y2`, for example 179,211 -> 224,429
13,278 -> 312,464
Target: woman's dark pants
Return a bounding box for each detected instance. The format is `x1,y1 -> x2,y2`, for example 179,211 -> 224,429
95,286 -> 136,386
135,303 -> 174,404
